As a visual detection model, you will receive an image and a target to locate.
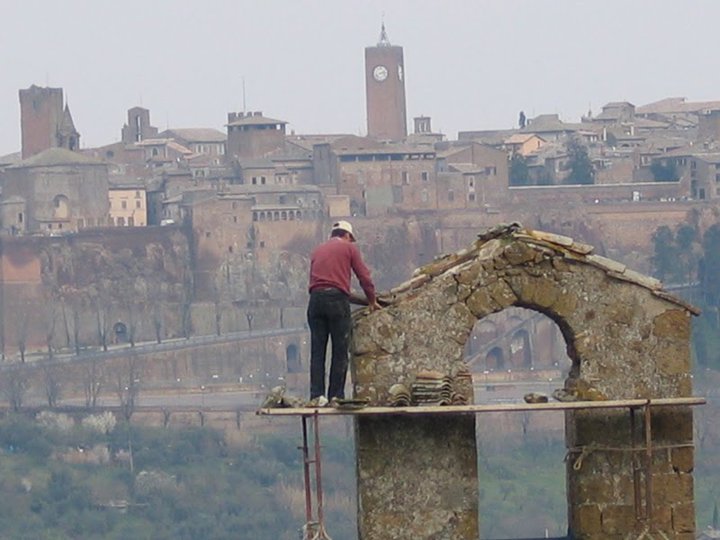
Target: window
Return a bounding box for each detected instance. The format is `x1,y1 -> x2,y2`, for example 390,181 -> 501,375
17,213 -> 23,224
136,200 -> 141,209
228,246 -> 233,253
421,189 -> 429,202
121,201 -> 127,209
117,217 -> 125,226
402,171 -> 410,185
468,176 -> 475,188
261,176 -> 266,185
259,240 -> 265,248
469,193 -> 476,202
485,166 -> 497,176
233,216 -> 238,223
252,177 -> 257,185
205,231 -> 211,238
448,190 -> 455,202
135,190 -> 141,198
421,172 -> 429,182
128,217 -> 134,226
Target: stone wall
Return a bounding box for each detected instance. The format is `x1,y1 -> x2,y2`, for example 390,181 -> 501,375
351,224 -> 697,540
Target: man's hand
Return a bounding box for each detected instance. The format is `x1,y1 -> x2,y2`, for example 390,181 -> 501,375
368,299 -> 382,312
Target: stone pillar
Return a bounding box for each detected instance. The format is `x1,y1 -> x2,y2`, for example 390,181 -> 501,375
566,408 -> 695,540
356,415 -> 478,540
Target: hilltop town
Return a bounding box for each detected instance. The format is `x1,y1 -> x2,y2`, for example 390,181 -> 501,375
0,25 -> 717,369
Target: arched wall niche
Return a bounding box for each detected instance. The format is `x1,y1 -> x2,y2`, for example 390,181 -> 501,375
351,224 -> 699,540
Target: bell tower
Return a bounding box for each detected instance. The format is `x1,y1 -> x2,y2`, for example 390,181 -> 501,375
365,24 -> 407,141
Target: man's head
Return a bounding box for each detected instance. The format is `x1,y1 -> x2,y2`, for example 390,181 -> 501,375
331,220 -> 355,242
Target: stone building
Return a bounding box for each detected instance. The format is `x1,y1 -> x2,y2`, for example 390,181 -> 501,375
312,135 -> 437,216
0,148 -> 109,234
19,85 -> 80,159
226,112 -> 287,161
159,128 -> 226,159
108,181 -> 147,227
121,106 -> 159,144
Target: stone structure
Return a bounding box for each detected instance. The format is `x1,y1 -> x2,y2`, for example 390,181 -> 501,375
226,112 -> 287,161
351,223 -> 698,540
1,148 -> 109,234
121,106 -> 158,144
365,24 -> 407,140
19,85 -> 80,159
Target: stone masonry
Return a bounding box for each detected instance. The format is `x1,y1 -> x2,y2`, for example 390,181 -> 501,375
351,223 -> 698,540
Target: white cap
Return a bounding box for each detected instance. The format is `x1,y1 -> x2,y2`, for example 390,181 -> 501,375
331,220 -> 355,241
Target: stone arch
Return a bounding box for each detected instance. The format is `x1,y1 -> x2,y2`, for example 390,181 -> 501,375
484,346 -> 504,371
351,224 -> 698,540
509,328 -> 531,369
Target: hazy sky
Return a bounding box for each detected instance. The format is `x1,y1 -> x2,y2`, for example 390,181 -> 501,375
2,0 -> 720,156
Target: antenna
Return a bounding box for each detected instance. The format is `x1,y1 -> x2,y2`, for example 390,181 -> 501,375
242,76 -> 246,113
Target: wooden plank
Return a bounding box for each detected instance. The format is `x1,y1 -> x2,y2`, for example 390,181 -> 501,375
256,397 -> 706,417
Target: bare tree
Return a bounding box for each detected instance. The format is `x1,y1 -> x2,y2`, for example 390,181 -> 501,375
94,300 -> 112,352
15,307 -> 30,363
152,301 -> 163,344
40,359 -> 63,408
45,306 -> 57,361
82,356 -> 103,409
72,307 -> 82,356
181,267 -> 193,339
125,301 -> 137,348
1,369 -> 28,411
212,281 -> 224,337
114,354 -> 142,421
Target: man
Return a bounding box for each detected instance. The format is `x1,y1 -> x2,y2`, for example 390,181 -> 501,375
307,220 -> 380,407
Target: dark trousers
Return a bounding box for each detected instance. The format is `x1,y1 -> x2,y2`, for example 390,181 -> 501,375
307,289 -> 351,400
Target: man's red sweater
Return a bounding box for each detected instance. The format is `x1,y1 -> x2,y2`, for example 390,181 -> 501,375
308,237 -> 376,303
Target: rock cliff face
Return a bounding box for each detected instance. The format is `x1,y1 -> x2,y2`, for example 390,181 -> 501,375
351,224 -> 698,540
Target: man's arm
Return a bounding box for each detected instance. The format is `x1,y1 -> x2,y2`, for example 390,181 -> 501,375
349,244 -> 377,305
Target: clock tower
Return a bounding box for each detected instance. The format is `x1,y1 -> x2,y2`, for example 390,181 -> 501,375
365,24 -> 407,140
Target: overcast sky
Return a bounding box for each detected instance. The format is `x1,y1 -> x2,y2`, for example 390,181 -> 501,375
2,0 -> 720,156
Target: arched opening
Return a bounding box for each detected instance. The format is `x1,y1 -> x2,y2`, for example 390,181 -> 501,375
113,322 -> 128,343
467,308 -> 572,538
52,194 -> 70,219
286,344 -> 301,373
485,347 -> 504,371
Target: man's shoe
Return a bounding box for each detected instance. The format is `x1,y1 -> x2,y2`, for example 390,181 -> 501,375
306,396 -> 329,408
329,397 -> 341,408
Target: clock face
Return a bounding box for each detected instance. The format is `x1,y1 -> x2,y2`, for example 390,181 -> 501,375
373,65 -> 388,82
398,65 -> 403,81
